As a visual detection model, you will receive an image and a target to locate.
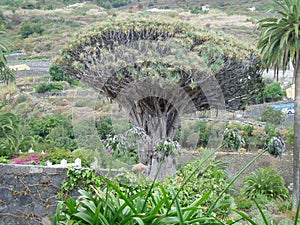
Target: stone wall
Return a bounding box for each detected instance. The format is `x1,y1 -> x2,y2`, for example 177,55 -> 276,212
0,153 -> 294,224
180,151 -> 293,189
0,164 -> 67,225
216,152 -> 293,189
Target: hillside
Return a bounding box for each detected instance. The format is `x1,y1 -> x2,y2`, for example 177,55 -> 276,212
0,2 -> 264,58
0,0 -> 275,11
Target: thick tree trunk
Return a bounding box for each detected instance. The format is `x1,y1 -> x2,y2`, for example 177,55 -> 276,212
292,61 -> 300,210
130,102 -> 180,181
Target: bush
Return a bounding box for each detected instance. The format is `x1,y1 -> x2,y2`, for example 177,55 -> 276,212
19,21 -> 44,38
96,116 -> 115,139
264,136 -> 286,159
261,106 -> 284,125
166,158 -> 234,218
242,167 -> 289,201
264,82 -> 285,102
49,64 -> 65,81
35,82 -> 63,93
0,112 -> 35,157
49,64 -> 76,84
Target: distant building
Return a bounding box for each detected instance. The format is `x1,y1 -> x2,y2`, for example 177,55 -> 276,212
286,84 -> 295,100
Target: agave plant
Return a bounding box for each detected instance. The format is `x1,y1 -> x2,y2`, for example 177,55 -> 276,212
242,167 -> 289,201
222,127 -> 245,151
264,136 -> 286,159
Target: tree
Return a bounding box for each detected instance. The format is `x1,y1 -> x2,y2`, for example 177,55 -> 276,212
56,18 -> 264,180
0,113 -> 35,156
264,82 -> 285,102
257,0 -> 300,210
0,24 -> 14,84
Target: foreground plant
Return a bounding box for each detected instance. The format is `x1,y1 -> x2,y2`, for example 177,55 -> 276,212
242,167 -> 289,201
53,177 -> 225,225
232,198 -> 300,225
55,147 -> 285,224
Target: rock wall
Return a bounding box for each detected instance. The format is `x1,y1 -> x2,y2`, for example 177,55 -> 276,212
216,152 -> 293,189
0,164 -> 66,225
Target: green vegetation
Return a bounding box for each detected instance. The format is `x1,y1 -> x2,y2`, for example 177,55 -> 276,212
0,112 -> 34,157
54,149 -> 299,224
222,127 -> 245,151
264,82 -> 285,102
0,0 -> 298,223
19,21 -> 44,38
261,106 -> 284,125
34,81 -> 63,93
0,25 -> 14,84
257,0 -> 300,209
242,167 -> 289,200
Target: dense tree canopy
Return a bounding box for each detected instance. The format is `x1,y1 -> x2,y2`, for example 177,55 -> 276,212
57,18 -> 264,111
56,18 -> 264,179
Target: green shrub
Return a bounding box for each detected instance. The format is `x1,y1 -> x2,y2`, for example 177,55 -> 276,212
264,82 -> 285,102
19,21 -> 44,38
96,116 -> 115,139
261,106 -> 284,125
264,136 -> 286,159
0,156 -> 9,163
49,64 -> 65,81
242,167 -> 289,201
166,158 -> 234,218
29,115 -> 77,152
35,82 -> 63,93
29,115 -> 65,137
45,149 -> 77,165
0,112 -> 35,157
54,166 -> 227,224
49,64 -> 76,84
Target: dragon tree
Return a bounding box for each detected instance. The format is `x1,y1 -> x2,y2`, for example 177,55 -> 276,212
56,18 -> 264,180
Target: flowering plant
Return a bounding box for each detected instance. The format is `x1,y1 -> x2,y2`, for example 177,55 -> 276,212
10,153 -> 49,165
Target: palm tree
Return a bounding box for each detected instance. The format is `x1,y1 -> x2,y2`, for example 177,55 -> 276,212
0,24 -> 14,84
257,0 -> 300,210
0,113 -> 35,156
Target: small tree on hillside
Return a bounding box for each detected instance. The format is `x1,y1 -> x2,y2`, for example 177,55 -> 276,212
264,82 -> 285,102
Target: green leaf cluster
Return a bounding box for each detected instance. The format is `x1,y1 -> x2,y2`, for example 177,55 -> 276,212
242,167 -> 289,201
35,81 -> 63,93
0,112 -> 35,156
222,127 -> 245,151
